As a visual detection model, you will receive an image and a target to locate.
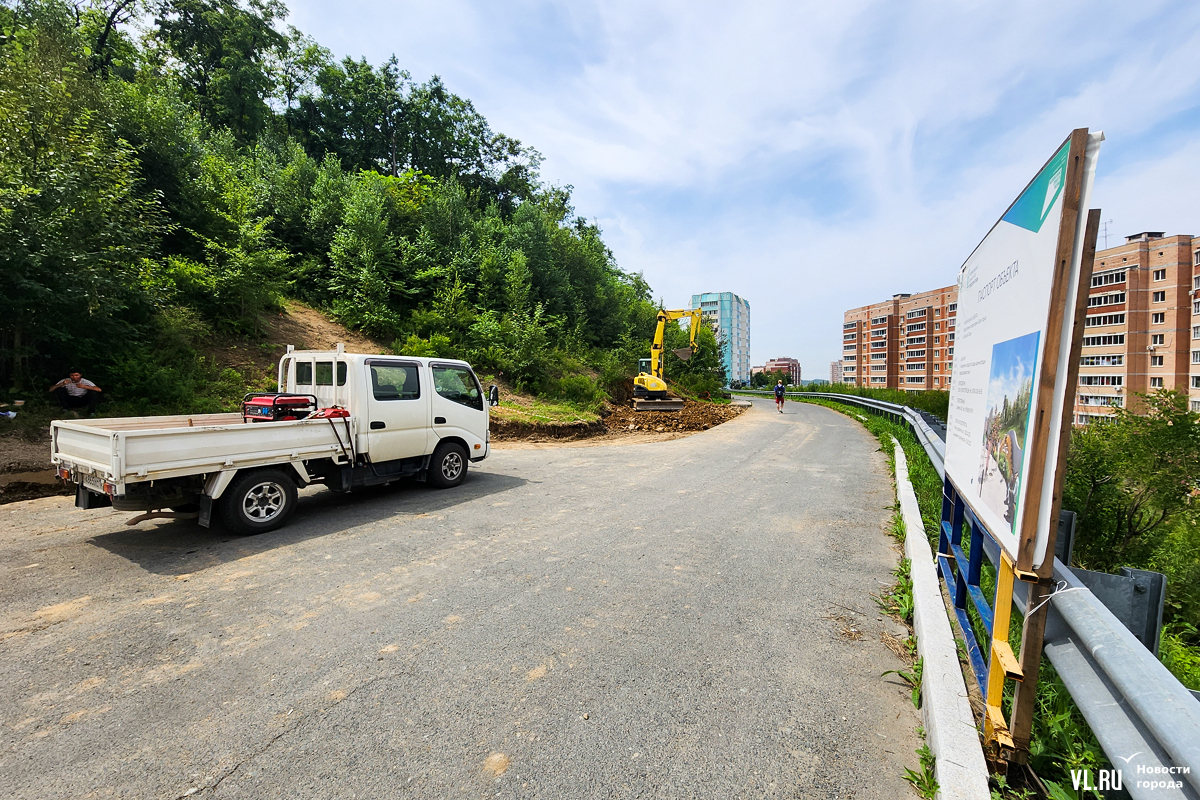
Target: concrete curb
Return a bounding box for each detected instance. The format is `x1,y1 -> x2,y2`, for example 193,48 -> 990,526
892,437 -> 990,800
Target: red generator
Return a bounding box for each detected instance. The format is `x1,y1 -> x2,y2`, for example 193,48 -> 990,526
242,393 -> 318,423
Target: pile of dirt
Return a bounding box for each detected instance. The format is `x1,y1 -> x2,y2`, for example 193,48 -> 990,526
603,399 -> 746,434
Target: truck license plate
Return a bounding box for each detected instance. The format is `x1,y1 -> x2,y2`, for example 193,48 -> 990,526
82,475 -> 106,493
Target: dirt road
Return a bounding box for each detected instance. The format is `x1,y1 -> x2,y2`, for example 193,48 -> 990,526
0,399 -> 918,799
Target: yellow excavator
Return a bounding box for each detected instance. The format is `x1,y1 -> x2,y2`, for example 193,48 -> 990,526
632,308 -> 703,411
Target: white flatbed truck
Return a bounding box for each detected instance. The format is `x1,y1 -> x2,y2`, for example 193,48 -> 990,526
50,347 -> 496,534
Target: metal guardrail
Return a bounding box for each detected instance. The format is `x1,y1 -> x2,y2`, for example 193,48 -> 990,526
738,390 -> 1200,797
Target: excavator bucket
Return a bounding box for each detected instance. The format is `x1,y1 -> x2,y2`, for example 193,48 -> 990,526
633,398 -> 685,412
672,348 -> 693,361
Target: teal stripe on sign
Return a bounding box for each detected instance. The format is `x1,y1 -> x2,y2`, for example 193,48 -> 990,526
1002,142 -> 1070,233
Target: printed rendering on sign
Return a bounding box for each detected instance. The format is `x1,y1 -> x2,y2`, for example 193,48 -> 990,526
944,132 -> 1102,566
977,331 -> 1039,532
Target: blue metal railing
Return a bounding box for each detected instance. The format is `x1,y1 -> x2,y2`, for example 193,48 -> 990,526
938,478 -> 997,697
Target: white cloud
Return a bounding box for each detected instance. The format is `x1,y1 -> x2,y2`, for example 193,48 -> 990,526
289,0 -> 1200,374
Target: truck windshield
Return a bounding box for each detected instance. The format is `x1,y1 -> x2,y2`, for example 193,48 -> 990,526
432,366 -> 482,410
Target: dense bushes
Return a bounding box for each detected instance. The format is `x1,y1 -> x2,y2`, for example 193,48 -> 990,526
0,0 -> 698,411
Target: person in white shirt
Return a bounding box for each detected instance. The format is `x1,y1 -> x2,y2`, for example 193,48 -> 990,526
49,371 -> 101,416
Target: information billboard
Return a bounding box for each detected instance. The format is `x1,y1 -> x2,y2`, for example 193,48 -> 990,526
945,130 -> 1103,570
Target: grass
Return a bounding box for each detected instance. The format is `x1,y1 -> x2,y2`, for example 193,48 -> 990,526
488,397 -> 600,426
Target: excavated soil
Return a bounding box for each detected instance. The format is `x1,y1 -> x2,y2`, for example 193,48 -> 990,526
603,399 -> 746,435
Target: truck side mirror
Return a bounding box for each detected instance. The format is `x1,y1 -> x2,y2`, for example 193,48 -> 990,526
488,385 -> 500,406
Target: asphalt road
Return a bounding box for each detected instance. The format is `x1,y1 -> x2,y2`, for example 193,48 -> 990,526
1,398 -> 919,799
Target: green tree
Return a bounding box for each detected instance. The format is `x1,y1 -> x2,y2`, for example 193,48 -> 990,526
153,0 -> 286,142
0,0 -> 162,384
1065,391 -> 1200,569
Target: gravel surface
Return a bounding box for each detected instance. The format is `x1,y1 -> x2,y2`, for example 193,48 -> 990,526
0,398 -> 919,799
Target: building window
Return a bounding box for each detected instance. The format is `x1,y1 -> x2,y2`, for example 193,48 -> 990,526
1193,400 -> 1200,413
907,349 -> 926,358
870,376 -> 887,383
907,322 -> 926,332
844,333 -> 857,341
1082,334 -> 1125,346
1078,395 -> 1123,407
1079,375 -> 1123,386
1085,313 -> 1126,327
1194,275 -> 1200,290
1153,269 -> 1167,281
1152,334 -> 1165,345
906,336 -> 926,346
1194,300 -> 1200,315
1081,355 -> 1123,366
1091,269 -> 1126,287
907,309 -> 927,319
870,316 -> 888,325
1153,291 -> 1166,303
1193,350 -> 1200,364
1152,313 -> 1166,324
1192,376 -> 1200,389
1194,326 -> 1200,339
1151,355 -> 1164,367
948,303 -> 957,313
871,353 -> 887,360
905,376 -> 925,384
1150,377 -> 1164,388
1088,292 -> 1125,307
871,365 -> 886,372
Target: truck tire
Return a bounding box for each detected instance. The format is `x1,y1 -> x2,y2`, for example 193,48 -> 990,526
428,441 -> 468,489
219,469 -> 298,535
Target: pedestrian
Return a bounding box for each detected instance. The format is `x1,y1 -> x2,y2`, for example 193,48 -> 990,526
49,371 -> 102,417
774,379 -> 785,413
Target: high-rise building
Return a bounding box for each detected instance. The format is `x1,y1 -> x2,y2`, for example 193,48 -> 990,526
838,230 -> 1200,419
841,286 -> 958,391
830,360 -> 843,384
1073,232 -> 1200,423
763,357 -> 801,385
690,292 -> 751,385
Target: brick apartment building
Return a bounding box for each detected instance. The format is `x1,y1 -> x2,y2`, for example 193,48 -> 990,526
763,357 -> 801,385
841,286 -> 958,391
830,360 -> 843,384
1074,232 -> 1200,423
838,231 -> 1200,419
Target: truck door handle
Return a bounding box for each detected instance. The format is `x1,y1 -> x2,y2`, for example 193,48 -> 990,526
370,421 -> 385,429
434,417 -> 446,424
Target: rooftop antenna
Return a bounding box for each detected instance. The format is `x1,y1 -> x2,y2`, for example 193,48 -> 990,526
1099,218 -> 1114,249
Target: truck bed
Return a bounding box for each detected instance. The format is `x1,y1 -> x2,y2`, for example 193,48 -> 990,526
52,413 -> 357,490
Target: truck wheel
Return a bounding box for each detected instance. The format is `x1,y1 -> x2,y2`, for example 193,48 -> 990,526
428,442 -> 468,489
219,469 -> 297,535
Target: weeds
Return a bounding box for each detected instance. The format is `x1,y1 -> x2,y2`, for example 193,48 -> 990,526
903,742 -> 939,799
875,558 -> 914,624
883,656 -> 924,709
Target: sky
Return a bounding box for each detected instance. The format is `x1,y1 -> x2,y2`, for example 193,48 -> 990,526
289,0 -> 1200,378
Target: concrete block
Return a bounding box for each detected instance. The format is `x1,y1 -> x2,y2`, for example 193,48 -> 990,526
893,438 -> 990,800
